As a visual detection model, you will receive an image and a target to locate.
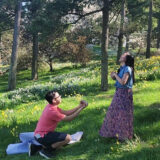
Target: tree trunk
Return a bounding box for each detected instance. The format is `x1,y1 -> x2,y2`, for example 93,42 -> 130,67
49,60 -> 53,72
8,1 -> 21,90
0,32 -> 2,45
125,34 -> 130,51
117,0 -> 125,64
101,0 -> 109,91
146,0 -> 153,59
157,19 -> 160,49
0,32 -> 2,64
31,32 -> 38,80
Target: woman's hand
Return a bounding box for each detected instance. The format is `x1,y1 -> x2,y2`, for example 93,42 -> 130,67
111,72 -> 116,80
114,72 -> 129,85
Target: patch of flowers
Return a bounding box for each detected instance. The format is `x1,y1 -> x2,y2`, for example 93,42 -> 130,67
51,66 -> 99,84
0,83 -> 79,109
0,66 -> 100,109
135,56 -> 160,81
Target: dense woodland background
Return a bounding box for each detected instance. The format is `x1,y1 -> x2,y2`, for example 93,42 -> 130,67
1,1 -> 160,160
0,0 -> 160,91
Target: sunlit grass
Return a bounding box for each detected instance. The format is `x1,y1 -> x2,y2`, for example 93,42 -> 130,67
0,58 -> 160,160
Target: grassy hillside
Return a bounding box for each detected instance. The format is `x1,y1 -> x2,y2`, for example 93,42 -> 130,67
0,57 -> 160,160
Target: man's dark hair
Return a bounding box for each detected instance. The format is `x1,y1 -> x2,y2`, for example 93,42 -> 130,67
45,91 -> 56,104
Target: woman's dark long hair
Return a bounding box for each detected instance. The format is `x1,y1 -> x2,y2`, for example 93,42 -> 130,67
125,55 -> 135,83
117,55 -> 135,84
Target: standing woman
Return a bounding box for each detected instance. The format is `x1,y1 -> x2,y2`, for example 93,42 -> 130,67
99,52 -> 135,141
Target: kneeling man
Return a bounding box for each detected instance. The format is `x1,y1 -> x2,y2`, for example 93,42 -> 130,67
29,91 -> 88,159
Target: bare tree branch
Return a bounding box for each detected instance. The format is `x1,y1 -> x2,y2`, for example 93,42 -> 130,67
109,4 -> 121,23
68,8 -> 103,25
69,8 -> 103,17
66,0 -> 121,25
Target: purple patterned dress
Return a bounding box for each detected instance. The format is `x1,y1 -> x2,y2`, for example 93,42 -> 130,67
99,88 -> 133,140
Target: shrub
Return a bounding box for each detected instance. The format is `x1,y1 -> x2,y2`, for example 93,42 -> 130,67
17,49 -> 32,71
0,65 -> 100,109
0,82 -> 80,110
132,48 -> 160,56
0,65 -> 9,74
150,48 -> 160,56
59,36 -> 91,66
135,56 -> 160,81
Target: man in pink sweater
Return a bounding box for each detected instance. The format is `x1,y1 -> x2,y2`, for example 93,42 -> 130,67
29,90 -> 88,159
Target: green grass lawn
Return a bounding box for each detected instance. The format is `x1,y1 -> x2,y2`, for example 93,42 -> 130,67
0,59 -> 160,160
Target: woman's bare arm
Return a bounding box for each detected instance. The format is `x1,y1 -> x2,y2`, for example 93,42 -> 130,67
114,73 -> 129,85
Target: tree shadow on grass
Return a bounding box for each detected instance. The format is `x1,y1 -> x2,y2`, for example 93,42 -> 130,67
0,73 -> 9,93
134,103 -> 160,126
79,83 -> 115,97
81,145 -> 160,160
116,145 -> 160,160
0,104 -> 110,160
133,103 -> 160,141
54,102 -> 160,159
56,102 -> 160,160
133,87 -> 160,95
1,101 -> 160,160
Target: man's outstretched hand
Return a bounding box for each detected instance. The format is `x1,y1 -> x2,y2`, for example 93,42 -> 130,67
80,100 -> 88,109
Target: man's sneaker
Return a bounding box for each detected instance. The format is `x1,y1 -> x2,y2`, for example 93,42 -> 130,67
28,143 -> 42,156
39,149 -> 55,159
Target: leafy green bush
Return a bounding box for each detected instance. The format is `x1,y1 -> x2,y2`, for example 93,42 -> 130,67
133,48 -> 160,56
59,36 -> 91,66
0,65 -> 9,74
17,51 -> 32,71
135,56 -> 160,81
0,66 -> 100,109
150,48 -> 160,56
